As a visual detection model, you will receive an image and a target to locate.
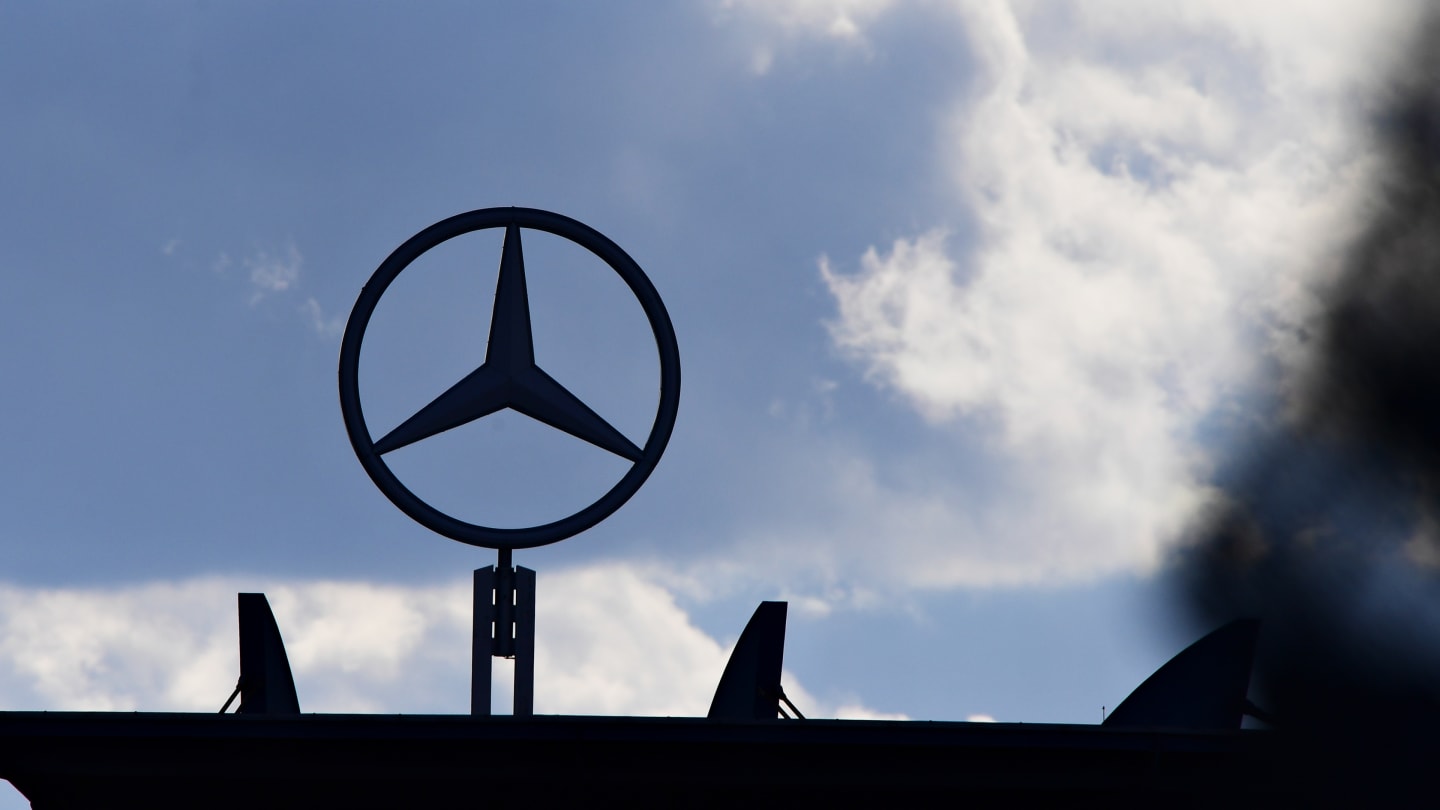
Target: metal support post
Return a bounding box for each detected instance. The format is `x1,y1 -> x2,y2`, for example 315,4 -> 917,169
471,549 -> 536,717
513,565 -> 536,717
471,566 -> 494,716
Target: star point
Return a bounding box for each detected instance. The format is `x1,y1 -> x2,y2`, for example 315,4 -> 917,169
372,226 -> 639,463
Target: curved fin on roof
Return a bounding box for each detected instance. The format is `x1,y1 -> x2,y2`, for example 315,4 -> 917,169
237,593 -> 301,715
708,601 -> 787,721
1104,618 -> 1259,730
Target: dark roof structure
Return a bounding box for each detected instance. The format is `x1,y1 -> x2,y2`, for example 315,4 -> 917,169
0,597 -> 1290,808
0,711 -> 1281,808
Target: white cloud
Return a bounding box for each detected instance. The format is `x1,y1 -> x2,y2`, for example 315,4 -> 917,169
245,243 -> 302,303
834,703 -> 909,720
528,564 -> 728,716
720,0 -> 891,39
0,580 -> 236,712
734,1 -> 1421,586
301,297 -> 346,339
213,244 -> 344,338
717,0 -> 894,74
0,566 -> 888,719
806,0 -> 1411,582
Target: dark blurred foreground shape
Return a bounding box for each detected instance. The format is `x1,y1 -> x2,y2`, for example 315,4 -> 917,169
1174,9 -> 1440,808
0,598 -> 1297,808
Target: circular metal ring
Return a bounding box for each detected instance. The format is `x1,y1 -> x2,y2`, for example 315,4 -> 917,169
338,207 -> 680,549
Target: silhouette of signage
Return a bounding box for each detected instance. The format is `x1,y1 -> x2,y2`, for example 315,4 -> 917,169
338,207 -> 681,549
0,209 -> 1292,806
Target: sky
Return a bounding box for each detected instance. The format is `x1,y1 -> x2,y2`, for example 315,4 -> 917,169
0,0 -> 1426,803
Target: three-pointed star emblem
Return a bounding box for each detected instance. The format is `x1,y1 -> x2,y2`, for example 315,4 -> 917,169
340,206 -> 680,549
372,224 -> 642,462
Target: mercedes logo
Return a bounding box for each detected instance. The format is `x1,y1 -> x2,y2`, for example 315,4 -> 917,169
338,207 -> 681,549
